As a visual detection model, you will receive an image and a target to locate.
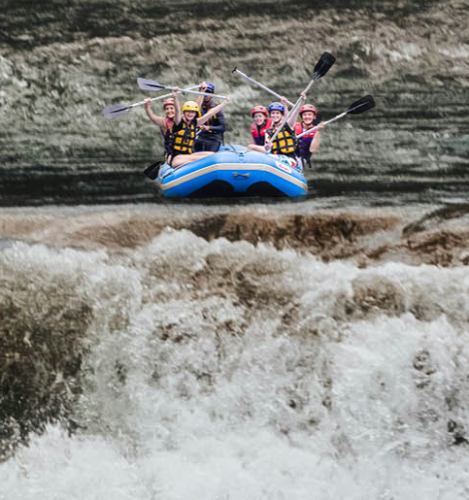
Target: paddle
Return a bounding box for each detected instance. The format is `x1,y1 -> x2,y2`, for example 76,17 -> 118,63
144,160 -> 166,180
296,95 -> 375,138
137,78 -> 227,99
311,51 -> 336,82
102,85 -> 200,120
232,67 -> 295,106
267,52 -> 335,146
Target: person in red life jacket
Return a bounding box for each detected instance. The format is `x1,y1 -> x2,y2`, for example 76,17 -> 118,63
168,88 -> 231,169
247,105 -> 272,152
144,97 -> 175,158
294,104 -> 326,168
264,94 -> 305,159
194,81 -> 226,152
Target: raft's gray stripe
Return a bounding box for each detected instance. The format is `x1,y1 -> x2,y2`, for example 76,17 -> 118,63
158,163 -> 307,192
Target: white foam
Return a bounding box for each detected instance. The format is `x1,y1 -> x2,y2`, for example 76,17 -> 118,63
1,232 -> 469,499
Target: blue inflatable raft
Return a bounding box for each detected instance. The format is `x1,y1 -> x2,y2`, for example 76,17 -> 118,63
155,145 -> 307,198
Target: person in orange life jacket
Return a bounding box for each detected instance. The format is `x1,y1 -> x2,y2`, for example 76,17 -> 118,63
168,88 -> 231,169
247,105 -> 272,152
295,104 -> 326,168
264,93 -> 306,158
144,97 -> 176,158
194,81 -> 226,152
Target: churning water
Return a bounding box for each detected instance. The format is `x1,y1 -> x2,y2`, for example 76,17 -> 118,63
1,0 -> 469,497
0,203 -> 469,499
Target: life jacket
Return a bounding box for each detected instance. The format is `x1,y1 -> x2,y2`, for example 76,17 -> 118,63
169,117 -> 197,155
161,117 -> 174,156
266,122 -> 297,157
294,122 -> 317,165
200,102 -> 221,134
251,118 -> 272,146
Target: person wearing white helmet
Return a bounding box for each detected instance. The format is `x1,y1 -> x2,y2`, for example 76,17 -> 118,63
168,88 -> 231,168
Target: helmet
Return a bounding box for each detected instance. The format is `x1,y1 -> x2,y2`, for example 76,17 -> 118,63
163,98 -> 175,108
268,102 -> 285,114
251,105 -> 268,117
182,101 -> 200,113
300,104 -> 317,117
203,82 -> 215,93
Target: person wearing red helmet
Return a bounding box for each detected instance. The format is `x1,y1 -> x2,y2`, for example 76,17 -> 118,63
144,97 -> 176,158
294,104 -> 326,168
247,105 -> 272,152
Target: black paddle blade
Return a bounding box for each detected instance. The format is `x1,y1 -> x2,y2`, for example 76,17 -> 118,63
102,103 -> 131,119
313,52 -> 336,79
347,95 -> 375,115
144,160 -> 165,180
312,113 -> 322,126
138,78 -> 165,92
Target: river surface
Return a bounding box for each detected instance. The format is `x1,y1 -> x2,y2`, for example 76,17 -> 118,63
1,1 -> 469,499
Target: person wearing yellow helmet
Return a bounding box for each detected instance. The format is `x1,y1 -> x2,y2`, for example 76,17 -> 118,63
168,88 -> 231,168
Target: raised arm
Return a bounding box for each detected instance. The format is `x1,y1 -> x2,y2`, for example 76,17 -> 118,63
287,92 -> 306,129
144,99 -> 166,128
172,88 -> 182,125
196,82 -> 206,109
309,122 -> 325,154
197,95 -> 231,126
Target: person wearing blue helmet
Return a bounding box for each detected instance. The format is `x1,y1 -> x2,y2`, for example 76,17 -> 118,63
194,81 -> 226,152
262,93 -> 306,158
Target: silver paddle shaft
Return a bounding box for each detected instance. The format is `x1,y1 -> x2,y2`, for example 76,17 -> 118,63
296,111 -> 347,138
160,85 -> 227,100
232,68 -> 294,107
130,85 -> 200,108
268,75 -> 320,144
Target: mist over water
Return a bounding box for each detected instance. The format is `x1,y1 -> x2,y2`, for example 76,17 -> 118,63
1,0 -> 469,498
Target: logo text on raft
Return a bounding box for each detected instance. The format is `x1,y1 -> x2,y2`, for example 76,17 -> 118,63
275,161 -> 293,173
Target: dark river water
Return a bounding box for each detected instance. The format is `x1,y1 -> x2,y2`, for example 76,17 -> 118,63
1,0 -> 468,207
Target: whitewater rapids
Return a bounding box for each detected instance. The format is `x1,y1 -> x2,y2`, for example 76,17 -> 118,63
0,203 -> 468,499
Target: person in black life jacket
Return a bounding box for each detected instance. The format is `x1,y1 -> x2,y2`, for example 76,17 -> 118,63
168,88 -> 231,169
247,105 -> 272,152
194,81 -> 226,152
144,97 -> 175,159
294,104 -> 326,168
264,93 -> 306,158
